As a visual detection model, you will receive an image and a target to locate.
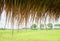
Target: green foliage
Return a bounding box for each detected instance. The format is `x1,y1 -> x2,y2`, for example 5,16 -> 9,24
31,24 -> 37,30
40,24 -> 44,30
54,24 -> 60,30
0,28 -> 6,30
54,28 -> 60,30
47,23 -> 53,30
54,24 -> 60,27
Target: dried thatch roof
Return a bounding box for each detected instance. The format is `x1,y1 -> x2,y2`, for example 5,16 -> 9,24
0,0 -> 60,27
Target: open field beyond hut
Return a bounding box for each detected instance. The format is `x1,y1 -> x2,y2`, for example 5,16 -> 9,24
0,30 -> 60,41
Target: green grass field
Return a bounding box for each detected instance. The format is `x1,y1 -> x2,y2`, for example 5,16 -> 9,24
0,30 -> 60,41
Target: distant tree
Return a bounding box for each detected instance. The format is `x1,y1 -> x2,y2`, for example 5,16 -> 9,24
54,24 -> 60,27
40,24 -> 44,30
47,23 -> 53,30
31,24 -> 37,30
54,24 -> 60,29
0,28 -> 6,30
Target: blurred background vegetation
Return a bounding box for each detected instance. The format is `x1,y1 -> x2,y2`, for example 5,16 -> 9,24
0,23 -> 60,30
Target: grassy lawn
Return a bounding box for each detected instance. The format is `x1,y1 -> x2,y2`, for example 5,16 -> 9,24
0,30 -> 60,41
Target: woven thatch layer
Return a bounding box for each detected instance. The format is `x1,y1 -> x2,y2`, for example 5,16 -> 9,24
0,0 -> 60,28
